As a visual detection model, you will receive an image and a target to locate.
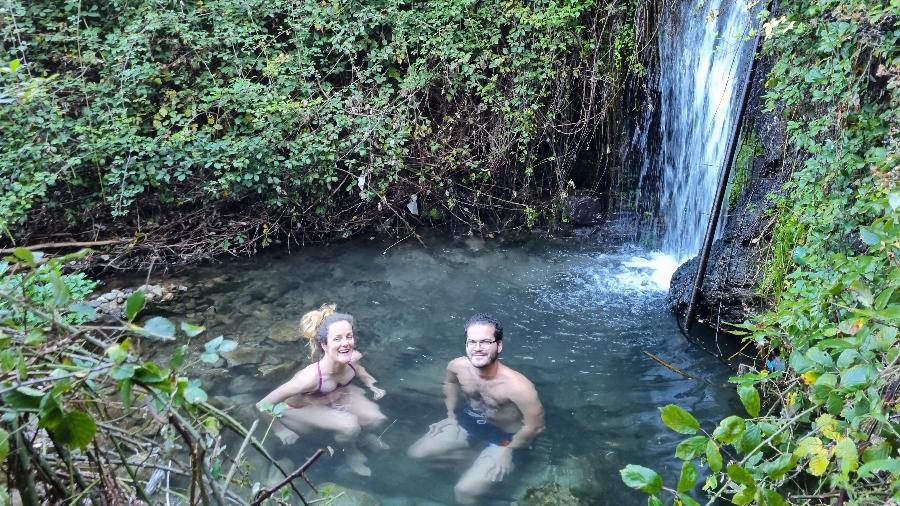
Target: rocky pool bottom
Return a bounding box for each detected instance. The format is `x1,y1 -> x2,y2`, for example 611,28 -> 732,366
132,234 -> 740,504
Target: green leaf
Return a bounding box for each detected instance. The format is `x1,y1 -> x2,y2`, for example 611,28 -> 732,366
840,365 -> 872,389
788,350 -> 814,373
0,427 -> 8,461
183,385 -> 208,404
857,458 -> 900,478
677,461 -> 698,492
806,346 -> 833,367
48,271 -> 70,307
620,464 -> 663,494
9,59 -> 20,73
759,489 -> 788,506
125,291 -> 146,322
835,437 -> 858,477
736,422 -> 761,455
727,463 -> 754,486
106,340 -> 129,364
859,227 -> 881,246
119,379 -> 133,409
762,453 -> 797,480
133,362 -> 167,384
732,486 -> 755,506
38,394 -> 65,430
836,349 -> 860,369
737,385 -> 760,417
24,330 -> 46,346
675,435 -> 708,460
706,439 -> 722,473
647,496 -> 663,506
142,317 -> 176,341
850,279 -> 874,307
889,192 -> 900,211
170,345 -> 187,369
12,247 -> 34,265
676,492 -> 701,506
659,404 -> 700,434
713,416 -> 746,444
180,321 -> 205,337
3,387 -> 44,410
54,411 -> 96,449
110,364 -> 136,380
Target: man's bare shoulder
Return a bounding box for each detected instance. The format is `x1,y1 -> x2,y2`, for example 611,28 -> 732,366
499,364 -> 539,396
447,357 -> 470,371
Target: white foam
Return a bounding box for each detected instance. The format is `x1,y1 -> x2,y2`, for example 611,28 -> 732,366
616,252 -> 681,291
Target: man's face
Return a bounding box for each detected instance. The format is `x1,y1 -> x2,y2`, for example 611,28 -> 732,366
465,323 -> 502,368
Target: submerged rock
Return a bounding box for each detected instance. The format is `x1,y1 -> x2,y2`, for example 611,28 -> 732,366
515,454 -> 600,506
516,482 -> 584,506
269,320 -> 302,343
87,283 -> 187,317
316,483 -> 381,506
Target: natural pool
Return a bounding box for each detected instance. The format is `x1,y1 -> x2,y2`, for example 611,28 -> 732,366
155,234 -> 739,505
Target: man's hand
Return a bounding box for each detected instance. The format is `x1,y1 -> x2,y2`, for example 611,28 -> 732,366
483,446 -> 514,482
370,386 -> 386,400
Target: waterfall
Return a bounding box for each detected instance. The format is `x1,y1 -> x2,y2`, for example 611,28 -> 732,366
630,0 -> 756,264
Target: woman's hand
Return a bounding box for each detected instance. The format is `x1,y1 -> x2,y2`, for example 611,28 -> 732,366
370,386 -> 386,400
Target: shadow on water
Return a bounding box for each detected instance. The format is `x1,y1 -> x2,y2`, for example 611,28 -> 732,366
154,234 -> 739,505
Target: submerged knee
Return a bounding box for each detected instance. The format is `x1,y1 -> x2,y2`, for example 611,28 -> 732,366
453,484 -> 477,505
334,421 -> 361,442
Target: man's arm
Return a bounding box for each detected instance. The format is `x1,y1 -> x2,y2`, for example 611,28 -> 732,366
505,384 -> 545,449
482,380 -> 544,482
443,362 -> 461,421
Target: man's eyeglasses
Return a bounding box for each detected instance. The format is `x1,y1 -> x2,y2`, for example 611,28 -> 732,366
465,339 -> 497,348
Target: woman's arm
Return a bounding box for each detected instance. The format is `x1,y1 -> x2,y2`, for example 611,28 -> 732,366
353,363 -> 385,400
257,367 -> 316,409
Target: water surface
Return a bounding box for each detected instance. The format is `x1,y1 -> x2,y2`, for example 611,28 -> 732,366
163,235 -> 738,504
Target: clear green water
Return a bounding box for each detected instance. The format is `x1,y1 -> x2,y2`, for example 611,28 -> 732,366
160,234 -> 738,505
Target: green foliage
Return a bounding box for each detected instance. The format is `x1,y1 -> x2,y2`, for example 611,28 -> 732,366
1,0 -> 639,238
0,251 -> 257,502
727,129 -> 762,209
623,0 -> 899,503
0,257 -> 98,326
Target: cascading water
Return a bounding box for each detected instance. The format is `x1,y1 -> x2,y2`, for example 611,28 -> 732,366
624,0 -> 756,287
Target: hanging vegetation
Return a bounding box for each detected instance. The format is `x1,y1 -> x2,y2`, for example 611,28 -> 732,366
1,0 -> 648,267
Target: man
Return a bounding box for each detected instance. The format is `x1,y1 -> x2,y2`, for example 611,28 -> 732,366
408,313 -> 545,504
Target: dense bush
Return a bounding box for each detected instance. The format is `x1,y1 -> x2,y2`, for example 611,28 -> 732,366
1,0 -> 642,249
622,0 -> 899,504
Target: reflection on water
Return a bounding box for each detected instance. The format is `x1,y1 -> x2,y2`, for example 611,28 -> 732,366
161,235 -> 737,504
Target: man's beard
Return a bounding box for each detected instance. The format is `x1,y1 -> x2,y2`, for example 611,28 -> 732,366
468,349 -> 498,368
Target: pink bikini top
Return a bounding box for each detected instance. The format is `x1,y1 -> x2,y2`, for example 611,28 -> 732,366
307,361 -> 357,397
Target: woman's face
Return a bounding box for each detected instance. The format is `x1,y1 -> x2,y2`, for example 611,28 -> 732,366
322,320 -> 356,363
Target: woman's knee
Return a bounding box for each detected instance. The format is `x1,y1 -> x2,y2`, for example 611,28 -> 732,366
332,419 -> 362,441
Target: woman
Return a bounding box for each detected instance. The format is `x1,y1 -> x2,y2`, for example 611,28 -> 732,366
258,304 -> 387,476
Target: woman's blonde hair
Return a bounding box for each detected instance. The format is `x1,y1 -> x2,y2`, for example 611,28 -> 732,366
299,303 -> 354,361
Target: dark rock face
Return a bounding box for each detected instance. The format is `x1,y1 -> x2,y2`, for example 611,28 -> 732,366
667,55 -> 788,326
565,193 -> 605,226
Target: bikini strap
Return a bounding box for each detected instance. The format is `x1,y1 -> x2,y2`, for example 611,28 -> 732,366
348,362 -> 358,377
315,360 -> 324,396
